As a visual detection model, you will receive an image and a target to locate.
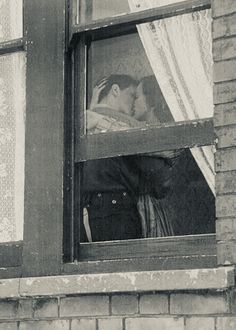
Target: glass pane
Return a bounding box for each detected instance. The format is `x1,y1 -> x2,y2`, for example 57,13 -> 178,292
80,149 -> 215,242
77,0 -> 190,24
0,0 -> 23,42
78,0 -> 130,24
0,52 -> 26,242
86,33 -> 171,134
85,9 -> 213,134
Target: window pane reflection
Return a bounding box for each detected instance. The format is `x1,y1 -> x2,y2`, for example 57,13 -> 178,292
80,150 -> 215,242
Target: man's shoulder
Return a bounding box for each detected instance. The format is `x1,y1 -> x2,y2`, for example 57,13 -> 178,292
89,105 -> 136,133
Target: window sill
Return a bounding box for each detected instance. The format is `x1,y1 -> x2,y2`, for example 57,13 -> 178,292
0,266 -> 234,299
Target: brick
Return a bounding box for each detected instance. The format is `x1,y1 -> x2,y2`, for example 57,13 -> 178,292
216,317 -> 236,329
17,300 -> 33,319
33,298 -> 58,318
215,125 -> 236,148
71,319 -> 96,330
214,81 -> 236,104
0,299 -> 33,320
213,38 -> 236,61
139,293 -> 168,314
213,14 -> 236,39
216,218 -> 236,241
185,317 -> 215,330
111,294 -> 138,315
215,149 -> 236,172
98,318 -> 122,330
125,317 -> 184,330
19,320 -> 69,330
216,195 -> 236,218
0,301 -> 18,319
0,279 -> 19,299
214,102 -> 236,127
60,295 -> 109,317
170,292 -> 230,314
213,0 -> 236,17
214,60 -> 236,83
216,171 -> 236,194
0,323 -> 17,330
217,241 -> 236,265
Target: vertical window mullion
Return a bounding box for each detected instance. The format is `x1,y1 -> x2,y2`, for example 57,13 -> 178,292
73,35 -> 86,261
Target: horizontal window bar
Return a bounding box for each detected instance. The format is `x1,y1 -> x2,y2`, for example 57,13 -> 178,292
79,233 -> 216,261
0,38 -> 25,56
63,254 -> 217,274
70,0 -> 210,46
75,118 -> 214,161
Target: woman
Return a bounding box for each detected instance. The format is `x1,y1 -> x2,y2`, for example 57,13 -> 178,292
133,75 -> 173,124
132,76 -> 181,237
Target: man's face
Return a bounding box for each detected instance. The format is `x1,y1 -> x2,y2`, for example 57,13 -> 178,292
117,85 -> 137,116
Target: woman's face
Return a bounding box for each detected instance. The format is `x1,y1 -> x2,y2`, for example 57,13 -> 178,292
133,82 -> 149,120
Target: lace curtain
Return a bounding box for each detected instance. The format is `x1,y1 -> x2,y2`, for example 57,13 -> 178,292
0,0 -> 25,242
0,0 -> 22,42
128,0 -> 215,194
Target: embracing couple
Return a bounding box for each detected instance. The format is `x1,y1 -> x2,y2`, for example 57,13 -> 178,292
82,74 -> 177,242
87,74 -> 167,133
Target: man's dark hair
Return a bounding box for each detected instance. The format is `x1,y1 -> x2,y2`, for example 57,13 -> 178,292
97,74 -> 138,103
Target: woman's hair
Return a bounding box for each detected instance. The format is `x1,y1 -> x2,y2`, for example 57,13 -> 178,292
141,75 -> 173,122
141,75 -> 160,110
97,74 -> 138,103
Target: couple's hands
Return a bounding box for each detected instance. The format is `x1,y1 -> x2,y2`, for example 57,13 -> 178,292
86,110 -> 103,130
89,77 -> 107,109
86,77 -> 107,131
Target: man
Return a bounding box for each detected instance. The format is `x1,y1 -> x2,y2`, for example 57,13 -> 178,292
87,74 -> 142,133
82,74 -> 172,242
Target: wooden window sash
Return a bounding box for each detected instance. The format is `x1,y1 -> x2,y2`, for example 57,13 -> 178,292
70,0 -> 211,46
63,234 -> 217,273
79,233 -> 216,261
76,118 -> 214,162
64,0 -> 216,269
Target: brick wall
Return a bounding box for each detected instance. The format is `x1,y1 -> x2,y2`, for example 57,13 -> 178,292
213,0 -> 236,265
0,289 -> 235,330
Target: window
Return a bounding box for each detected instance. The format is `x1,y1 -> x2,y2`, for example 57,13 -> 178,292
64,0 -> 216,271
0,0 -> 66,278
0,0 -> 25,274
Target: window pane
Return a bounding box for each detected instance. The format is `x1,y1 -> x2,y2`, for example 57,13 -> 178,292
0,0 -> 23,42
78,0 -> 130,24
80,149 -> 215,243
77,0 -> 190,24
86,32 -> 172,134
0,52 -> 26,242
85,10 -> 213,134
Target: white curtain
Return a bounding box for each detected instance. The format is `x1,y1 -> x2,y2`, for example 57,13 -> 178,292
0,0 -> 25,242
128,0 -> 215,195
0,0 -> 23,42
